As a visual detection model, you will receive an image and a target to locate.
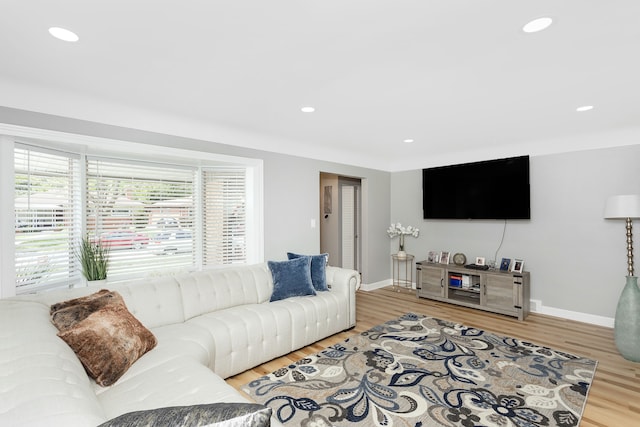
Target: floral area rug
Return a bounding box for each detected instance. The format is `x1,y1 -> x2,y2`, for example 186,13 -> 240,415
243,313 -> 597,427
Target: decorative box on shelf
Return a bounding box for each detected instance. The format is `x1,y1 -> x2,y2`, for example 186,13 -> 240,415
449,275 -> 462,288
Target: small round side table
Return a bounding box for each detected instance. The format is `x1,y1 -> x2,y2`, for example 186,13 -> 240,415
392,253 -> 414,292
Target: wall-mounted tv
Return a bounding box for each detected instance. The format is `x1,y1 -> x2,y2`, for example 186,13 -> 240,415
422,155 -> 530,220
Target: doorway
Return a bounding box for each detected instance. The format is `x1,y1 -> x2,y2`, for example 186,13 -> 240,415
320,173 -> 362,272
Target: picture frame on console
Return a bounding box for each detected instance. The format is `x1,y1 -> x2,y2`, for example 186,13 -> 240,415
427,251 -> 439,263
500,258 -> 511,271
511,258 -> 524,273
439,251 -> 450,265
475,257 -> 485,266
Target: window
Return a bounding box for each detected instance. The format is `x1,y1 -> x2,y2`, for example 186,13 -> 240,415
203,168 -> 246,265
8,134 -> 262,296
14,144 -> 80,293
86,157 -> 197,278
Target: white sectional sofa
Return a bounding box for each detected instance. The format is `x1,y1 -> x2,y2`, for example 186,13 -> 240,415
0,262 -> 359,426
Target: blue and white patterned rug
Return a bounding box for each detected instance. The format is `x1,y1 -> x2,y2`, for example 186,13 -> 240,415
243,313 -> 597,427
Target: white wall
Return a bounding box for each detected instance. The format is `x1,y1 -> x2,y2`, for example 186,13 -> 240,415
0,107 -> 392,287
391,142 -> 640,322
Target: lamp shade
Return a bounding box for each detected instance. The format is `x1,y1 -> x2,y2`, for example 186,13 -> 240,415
604,195 -> 640,219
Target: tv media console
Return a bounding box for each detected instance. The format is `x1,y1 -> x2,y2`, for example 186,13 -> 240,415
416,261 -> 530,320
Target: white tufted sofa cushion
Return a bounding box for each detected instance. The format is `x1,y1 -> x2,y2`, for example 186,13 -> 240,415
109,275 -> 186,328
96,356 -> 248,420
176,263 -> 273,320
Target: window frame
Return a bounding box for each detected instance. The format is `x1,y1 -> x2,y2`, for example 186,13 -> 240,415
0,125 -> 264,298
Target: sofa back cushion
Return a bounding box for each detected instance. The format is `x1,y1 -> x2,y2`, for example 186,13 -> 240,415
11,275 -> 186,330
110,276 -> 185,329
177,263 -> 273,320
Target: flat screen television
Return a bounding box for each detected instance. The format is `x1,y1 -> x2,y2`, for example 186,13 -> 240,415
422,155 -> 530,220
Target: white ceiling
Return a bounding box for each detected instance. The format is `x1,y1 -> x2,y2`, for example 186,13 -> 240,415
1,1 -> 639,171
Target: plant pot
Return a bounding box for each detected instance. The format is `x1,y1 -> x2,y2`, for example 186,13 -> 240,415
87,279 -> 107,287
398,234 -> 405,257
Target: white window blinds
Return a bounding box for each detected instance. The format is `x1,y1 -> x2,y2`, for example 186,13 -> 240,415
11,140 -> 255,294
14,144 -> 80,292
86,157 -> 196,277
203,168 -> 246,265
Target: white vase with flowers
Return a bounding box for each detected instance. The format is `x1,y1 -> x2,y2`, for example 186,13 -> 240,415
387,223 -> 419,258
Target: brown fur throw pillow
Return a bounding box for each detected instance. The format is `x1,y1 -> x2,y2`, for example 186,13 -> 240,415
51,290 -> 157,386
50,289 -> 124,332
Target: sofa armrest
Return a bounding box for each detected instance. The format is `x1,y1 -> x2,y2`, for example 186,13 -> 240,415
325,266 -> 360,328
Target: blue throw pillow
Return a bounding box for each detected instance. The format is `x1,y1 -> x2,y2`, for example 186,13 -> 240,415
268,256 -> 316,302
287,252 -> 329,291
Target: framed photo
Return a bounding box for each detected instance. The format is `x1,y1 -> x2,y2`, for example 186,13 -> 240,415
439,251 -> 450,265
499,258 -> 511,271
511,259 -> 524,273
475,257 -> 485,266
427,250 -> 439,263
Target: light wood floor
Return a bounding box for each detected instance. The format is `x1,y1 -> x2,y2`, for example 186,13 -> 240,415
227,286 -> 640,426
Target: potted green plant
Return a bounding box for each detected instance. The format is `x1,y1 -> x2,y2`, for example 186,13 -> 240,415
77,234 -> 110,284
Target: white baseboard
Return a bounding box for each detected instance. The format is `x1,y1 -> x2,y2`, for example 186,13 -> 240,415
530,299 -> 614,328
361,280 -> 417,291
360,282 -> 614,328
360,279 -> 392,292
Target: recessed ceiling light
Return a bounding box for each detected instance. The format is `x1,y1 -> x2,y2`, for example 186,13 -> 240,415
576,105 -> 594,112
522,17 -> 553,33
403,139 -> 414,143
49,27 -> 79,42
300,106 -> 315,113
